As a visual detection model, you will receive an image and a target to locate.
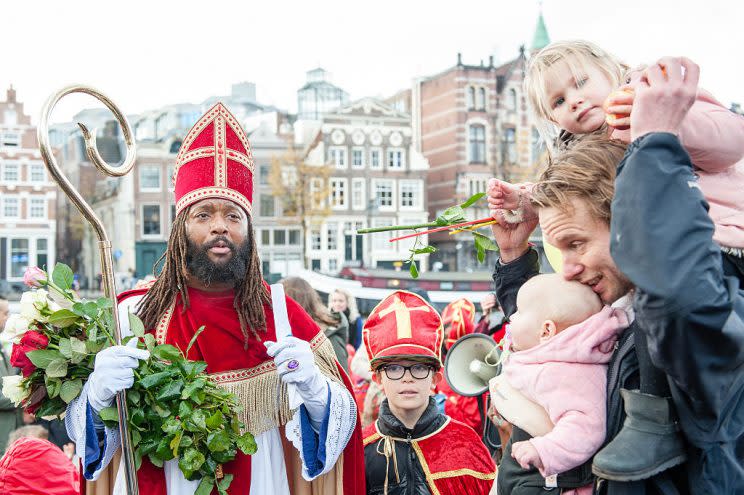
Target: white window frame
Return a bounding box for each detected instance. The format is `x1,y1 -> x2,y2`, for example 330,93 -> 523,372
351,178 -> 365,211
141,203 -> 163,238
139,165 -> 162,192
2,161 -> 20,182
30,163 -> 46,182
29,197 -> 46,219
330,178 -> 348,209
371,218 -> 394,251
329,146 -> 347,170
351,147 -> 365,169
399,180 -> 423,210
2,195 -> 20,218
310,229 -> 321,251
1,132 -> 20,147
369,148 -> 382,170
326,222 -> 338,250
310,177 -> 326,209
386,148 -> 405,170
372,179 -> 395,211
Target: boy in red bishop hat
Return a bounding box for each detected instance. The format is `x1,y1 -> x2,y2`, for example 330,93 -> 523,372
362,291 -> 495,495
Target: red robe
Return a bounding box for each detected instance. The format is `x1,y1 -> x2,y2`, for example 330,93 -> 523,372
362,417 -> 495,494
117,286 -> 365,495
436,380 -> 484,436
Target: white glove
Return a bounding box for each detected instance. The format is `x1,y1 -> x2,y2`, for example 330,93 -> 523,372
88,338 -> 150,413
265,336 -> 329,429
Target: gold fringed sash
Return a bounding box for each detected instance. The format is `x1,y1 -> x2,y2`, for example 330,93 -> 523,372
210,332 -> 345,435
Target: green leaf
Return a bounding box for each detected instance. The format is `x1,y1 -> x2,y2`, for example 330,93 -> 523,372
69,338 -> 87,364
96,297 -> 113,309
409,262 -> 419,279
235,432 -> 257,455
155,437 -> 175,461
152,344 -> 183,362
181,377 -> 207,400
195,477 -> 215,495
185,409 -> 207,432
139,371 -> 172,389
206,429 -> 230,452
170,430 -> 183,457
476,243 -> 485,263
217,474 -> 234,495
52,263 -> 74,291
410,245 -> 437,255
473,232 -> 499,251
45,376 -> 62,399
186,325 -> 207,356
460,192 -> 486,209
59,378 -> 82,403
33,397 -> 66,419
58,338 -> 72,359
212,445 -> 237,464
178,401 -> 194,418
131,428 -> 141,447
148,454 -> 164,468
143,333 -> 156,353
439,205 -> 466,224
48,309 -> 79,328
45,359 -> 68,378
126,389 -> 141,404
99,406 -> 120,423
128,313 -> 145,338
205,410 -> 224,430
157,380 -> 184,402
179,447 -> 205,473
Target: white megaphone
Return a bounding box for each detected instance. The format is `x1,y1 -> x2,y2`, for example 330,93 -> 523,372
444,333 -> 501,396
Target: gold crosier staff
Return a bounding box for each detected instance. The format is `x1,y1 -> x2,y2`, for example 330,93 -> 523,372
37,85 -> 139,495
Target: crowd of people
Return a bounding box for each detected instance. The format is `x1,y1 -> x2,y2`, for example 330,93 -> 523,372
0,39 -> 742,495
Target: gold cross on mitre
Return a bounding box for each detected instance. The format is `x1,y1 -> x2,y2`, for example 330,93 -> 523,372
378,295 -> 430,339
449,299 -> 473,314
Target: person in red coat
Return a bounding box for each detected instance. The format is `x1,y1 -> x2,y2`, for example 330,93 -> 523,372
362,291 -> 495,494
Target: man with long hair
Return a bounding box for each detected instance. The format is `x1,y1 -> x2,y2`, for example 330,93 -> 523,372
65,103 -> 365,494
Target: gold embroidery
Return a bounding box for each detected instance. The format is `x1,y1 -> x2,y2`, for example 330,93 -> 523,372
214,115 -> 227,187
363,431 -> 382,446
430,468 -> 496,481
378,295 -> 431,339
411,441 -> 442,495
176,187 -> 253,216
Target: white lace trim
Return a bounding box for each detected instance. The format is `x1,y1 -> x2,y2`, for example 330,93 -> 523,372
285,378 -> 357,481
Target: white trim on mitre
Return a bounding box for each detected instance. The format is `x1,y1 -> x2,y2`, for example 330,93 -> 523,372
176,186 -> 253,216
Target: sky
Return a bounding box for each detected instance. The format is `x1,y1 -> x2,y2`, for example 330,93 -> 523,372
2,0 -> 742,125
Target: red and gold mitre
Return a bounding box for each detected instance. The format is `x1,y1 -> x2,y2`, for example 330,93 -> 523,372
444,309 -> 476,350
173,103 -> 255,215
441,298 -> 476,326
363,290 -> 443,368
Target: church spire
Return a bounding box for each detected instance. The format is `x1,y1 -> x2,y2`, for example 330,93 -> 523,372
530,4 -> 551,54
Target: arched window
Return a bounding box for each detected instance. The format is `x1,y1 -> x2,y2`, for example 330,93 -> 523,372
502,127 -> 517,164
467,86 -> 475,110
509,88 -> 518,111
469,124 -> 486,163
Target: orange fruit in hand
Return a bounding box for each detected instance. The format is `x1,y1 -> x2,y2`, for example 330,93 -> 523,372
604,88 -> 634,128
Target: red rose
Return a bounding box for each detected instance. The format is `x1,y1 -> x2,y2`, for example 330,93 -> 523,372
10,330 -> 50,377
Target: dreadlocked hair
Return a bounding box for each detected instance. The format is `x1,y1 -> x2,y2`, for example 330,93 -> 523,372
136,205 -> 270,345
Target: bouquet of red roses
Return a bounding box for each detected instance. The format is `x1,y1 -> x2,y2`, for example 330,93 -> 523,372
1,264 -> 256,495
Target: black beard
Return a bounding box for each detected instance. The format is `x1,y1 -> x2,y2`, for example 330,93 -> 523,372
185,235 -> 251,286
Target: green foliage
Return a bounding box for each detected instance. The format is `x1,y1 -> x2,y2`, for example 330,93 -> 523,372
52,263 -> 74,291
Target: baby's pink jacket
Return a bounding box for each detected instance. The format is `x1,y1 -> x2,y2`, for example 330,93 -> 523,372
612,89 -> 744,249
503,306 -> 629,478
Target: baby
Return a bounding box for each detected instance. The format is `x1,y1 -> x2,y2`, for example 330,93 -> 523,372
494,274 -> 628,495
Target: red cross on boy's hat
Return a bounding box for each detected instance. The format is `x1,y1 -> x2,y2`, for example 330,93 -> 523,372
173,103 -> 255,215
363,290 -> 444,369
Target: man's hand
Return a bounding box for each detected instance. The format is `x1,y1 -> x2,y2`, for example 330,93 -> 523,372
480,293 -> 497,314
487,179 -> 538,262
630,57 -> 700,141
511,440 -> 544,471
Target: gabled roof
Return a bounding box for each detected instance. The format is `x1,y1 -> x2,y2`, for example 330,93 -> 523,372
329,97 -> 410,120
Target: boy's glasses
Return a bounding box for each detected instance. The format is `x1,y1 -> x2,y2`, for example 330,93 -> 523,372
381,363 -> 433,380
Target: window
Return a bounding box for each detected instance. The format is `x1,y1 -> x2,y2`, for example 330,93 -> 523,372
369,148 -> 381,169
503,128 -> 517,164
259,164 -> 270,185
259,194 -> 275,217
467,86 -> 475,110
1,132 -> 20,147
289,229 -> 300,245
10,239 -> 29,278
352,147 -> 365,168
468,178 -> 487,197
311,229 -> 321,250
140,165 -> 161,191
36,239 -> 48,270
30,164 -> 45,182
477,87 -> 486,111
508,88 -> 518,111
4,109 -> 17,125
469,125 -> 486,163
329,259 -> 338,272
372,219 -> 394,250
330,178 -> 347,208
387,149 -> 404,170
400,180 -> 422,209
310,178 -> 325,209
329,147 -> 347,169
273,230 -> 286,245
327,223 -> 338,250
142,205 -> 161,236
30,198 -> 46,218
3,162 -> 19,182
261,230 -> 271,245
351,178 -> 365,210
3,197 -> 19,218
374,180 -> 394,209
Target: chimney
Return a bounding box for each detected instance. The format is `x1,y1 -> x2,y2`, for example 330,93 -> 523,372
489,55 -> 494,67
7,85 -> 16,103
457,52 -> 462,66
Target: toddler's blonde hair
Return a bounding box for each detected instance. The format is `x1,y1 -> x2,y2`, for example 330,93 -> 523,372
525,40 -> 629,149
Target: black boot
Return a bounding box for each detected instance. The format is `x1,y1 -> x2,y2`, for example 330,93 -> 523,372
592,389 -> 686,481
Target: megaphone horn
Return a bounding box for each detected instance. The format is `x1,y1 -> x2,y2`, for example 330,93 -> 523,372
444,333 -> 501,397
